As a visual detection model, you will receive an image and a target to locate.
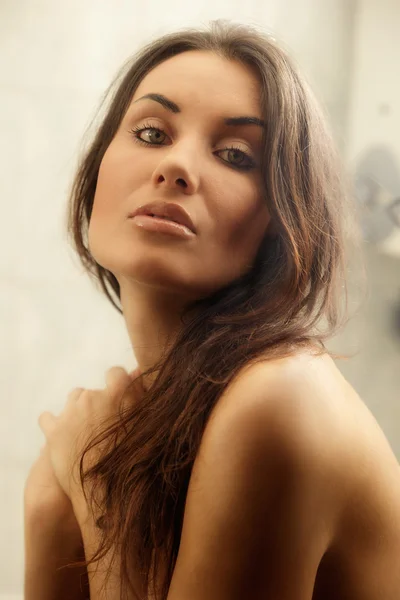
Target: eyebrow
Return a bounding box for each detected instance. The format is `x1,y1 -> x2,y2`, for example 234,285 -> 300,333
133,93 -> 266,130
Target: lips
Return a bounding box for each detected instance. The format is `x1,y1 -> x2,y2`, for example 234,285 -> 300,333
129,202 -> 196,234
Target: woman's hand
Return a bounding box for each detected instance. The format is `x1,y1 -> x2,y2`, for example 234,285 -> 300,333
24,442 -> 81,536
37,366 -> 143,523
24,444 -> 89,600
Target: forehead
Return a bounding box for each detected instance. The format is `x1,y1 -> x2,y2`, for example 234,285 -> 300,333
132,50 -> 262,115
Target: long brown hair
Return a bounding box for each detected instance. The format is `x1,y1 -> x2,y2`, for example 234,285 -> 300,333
66,20 -> 359,600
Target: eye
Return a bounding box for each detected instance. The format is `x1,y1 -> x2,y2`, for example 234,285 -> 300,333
129,125 -> 256,171
130,124 -> 168,145
217,147 -> 256,171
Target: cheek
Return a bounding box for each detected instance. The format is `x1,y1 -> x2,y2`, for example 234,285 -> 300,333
87,154 -> 119,259
90,144 -> 141,228
88,163 -> 112,238
215,177 -> 269,248
87,143 -> 152,266
232,200 -> 270,247
95,140 -> 150,205
96,146 -> 129,203
198,180 -> 270,288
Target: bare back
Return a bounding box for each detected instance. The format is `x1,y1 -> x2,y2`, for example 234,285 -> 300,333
128,352 -> 400,599
309,354 -> 400,600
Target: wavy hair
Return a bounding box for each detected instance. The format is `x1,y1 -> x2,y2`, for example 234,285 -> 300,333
65,20 -> 359,600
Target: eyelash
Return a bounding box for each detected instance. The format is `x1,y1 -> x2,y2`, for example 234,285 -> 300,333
129,123 -> 256,171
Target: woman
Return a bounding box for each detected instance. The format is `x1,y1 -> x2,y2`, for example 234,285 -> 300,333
24,20 -> 400,600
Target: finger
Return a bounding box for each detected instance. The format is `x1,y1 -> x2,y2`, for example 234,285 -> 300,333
38,411 -> 58,438
129,367 -> 142,380
39,443 -> 51,457
128,367 -> 146,394
105,366 -> 133,398
64,387 -> 85,410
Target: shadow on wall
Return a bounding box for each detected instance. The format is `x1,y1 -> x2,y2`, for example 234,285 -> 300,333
392,293 -> 400,343
354,144 -> 400,244
327,143 -> 400,457
352,144 -> 400,347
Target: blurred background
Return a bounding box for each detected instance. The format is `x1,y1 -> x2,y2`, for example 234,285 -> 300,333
1,0 -> 399,597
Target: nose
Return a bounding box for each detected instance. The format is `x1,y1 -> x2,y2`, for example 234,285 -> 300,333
151,145 -> 200,195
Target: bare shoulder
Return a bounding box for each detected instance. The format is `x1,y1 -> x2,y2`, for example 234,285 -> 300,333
221,348 -> 398,467
170,351 -> 346,600
214,348 -> 353,461
217,348 -> 400,599
222,347 -> 400,507
206,349 -> 355,544
172,350 -> 400,599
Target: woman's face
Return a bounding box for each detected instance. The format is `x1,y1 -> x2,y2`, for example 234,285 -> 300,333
89,50 -> 271,300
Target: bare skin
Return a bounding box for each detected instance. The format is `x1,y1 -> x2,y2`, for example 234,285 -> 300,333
309,353 -> 400,600
252,351 -> 400,600
86,50 -> 400,598
88,50 -> 271,392
99,350 -> 400,600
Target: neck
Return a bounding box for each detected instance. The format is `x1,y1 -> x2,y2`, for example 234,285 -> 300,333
118,277 -> 198,390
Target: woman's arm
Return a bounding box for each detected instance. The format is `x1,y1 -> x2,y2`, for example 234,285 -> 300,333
35,367 -> 144,599
24,498 -> 89,600
74,501 -> 122,600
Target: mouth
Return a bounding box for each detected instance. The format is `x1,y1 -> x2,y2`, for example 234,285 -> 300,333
130,213 -> 195,238
129,201 -> 196,234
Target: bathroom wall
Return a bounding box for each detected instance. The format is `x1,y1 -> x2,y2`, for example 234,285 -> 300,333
3,0 -> 397,597
327,0 -> 400,455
